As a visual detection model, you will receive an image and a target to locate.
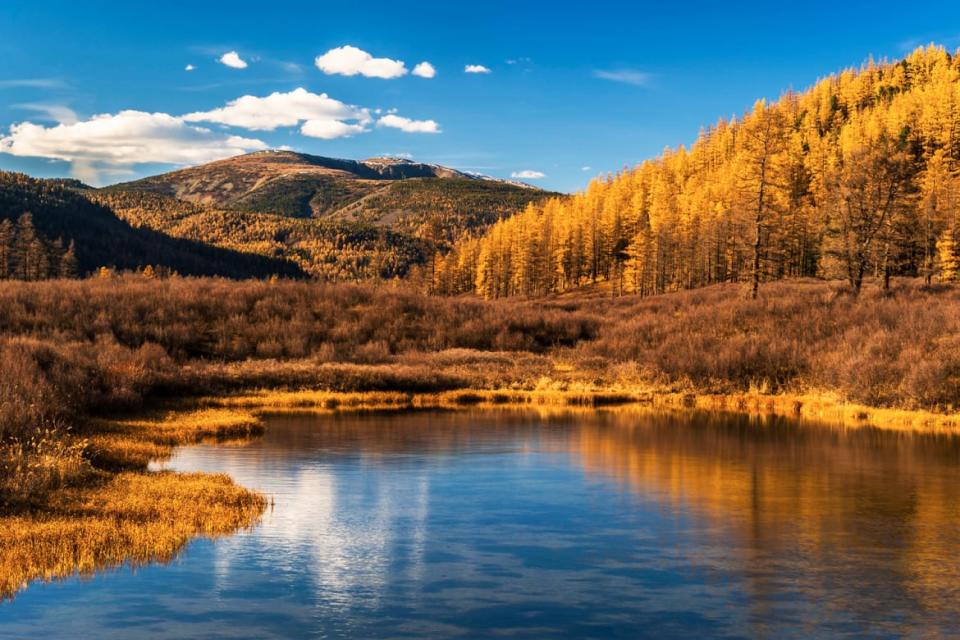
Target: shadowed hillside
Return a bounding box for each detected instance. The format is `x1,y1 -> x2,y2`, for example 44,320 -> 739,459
0,172 -> 303,278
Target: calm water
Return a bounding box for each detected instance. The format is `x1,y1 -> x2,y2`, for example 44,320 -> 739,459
4,409 -> 960,639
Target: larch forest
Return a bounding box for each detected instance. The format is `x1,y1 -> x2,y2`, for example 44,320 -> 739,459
435,46 -> 960,298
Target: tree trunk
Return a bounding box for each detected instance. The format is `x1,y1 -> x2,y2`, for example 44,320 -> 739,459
881,240 -> 891,291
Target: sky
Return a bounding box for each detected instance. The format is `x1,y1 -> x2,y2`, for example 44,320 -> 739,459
2,1 -> 960,192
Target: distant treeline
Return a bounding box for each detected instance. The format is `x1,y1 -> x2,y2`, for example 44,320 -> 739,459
0,172 -> 303,279
0,214 -> 78,280
437,46 -> 960,298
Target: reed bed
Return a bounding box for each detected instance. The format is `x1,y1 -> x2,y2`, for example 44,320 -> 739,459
0,471 -> 265,600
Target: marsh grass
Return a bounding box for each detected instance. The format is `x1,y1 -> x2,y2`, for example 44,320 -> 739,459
0,431 -> 92,507
0,408 -> 267,600
85,408 -> 264,470
202,387 -> 960,434
0,471 -> 265,600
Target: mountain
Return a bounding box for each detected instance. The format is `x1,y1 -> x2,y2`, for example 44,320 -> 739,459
0,172 -> 303,279
98,150 -> 559,280
108,151 -> 546,221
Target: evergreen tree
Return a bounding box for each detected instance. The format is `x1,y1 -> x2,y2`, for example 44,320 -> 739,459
60,240 -> 80,279
938,230 -> 959,281
0,219 -> 13,279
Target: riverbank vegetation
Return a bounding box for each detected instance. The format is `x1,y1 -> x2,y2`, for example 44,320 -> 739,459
1,274 -> 959,597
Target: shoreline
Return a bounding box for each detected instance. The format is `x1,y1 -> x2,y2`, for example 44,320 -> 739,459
3,385 -> 958,600
198,387 -> 960,434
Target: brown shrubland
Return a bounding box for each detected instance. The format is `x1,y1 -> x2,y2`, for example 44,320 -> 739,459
1,276 -> 959,437
1,275 -> 959,597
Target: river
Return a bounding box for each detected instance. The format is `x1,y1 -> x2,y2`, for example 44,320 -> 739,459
3,408 -> 960,638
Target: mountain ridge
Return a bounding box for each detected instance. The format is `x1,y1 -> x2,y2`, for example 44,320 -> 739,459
105,150 -> 544,217
83,150 -> 559,280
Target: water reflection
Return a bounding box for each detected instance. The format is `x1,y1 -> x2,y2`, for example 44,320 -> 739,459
4,408 -> 960,638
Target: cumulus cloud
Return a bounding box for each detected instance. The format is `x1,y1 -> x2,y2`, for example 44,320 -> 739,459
376,114 -> 440,134
464,64 -> 491,74
511,170 -> 545,179
0,88 -> 440,182
300,119 -> 367,139
218,51 -> 248,69
315,45 -> 407,79
412,62 -> 436,78
184,87 -> 370,134
0,110 -> 265,184
185,64 -> 196,72
593,69 -> 650,86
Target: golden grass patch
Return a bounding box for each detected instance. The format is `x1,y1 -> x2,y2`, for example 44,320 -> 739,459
201,386 -> 960,434
0,407 -> 268,600
86,408 -> 264,470
0,471 -> 265,600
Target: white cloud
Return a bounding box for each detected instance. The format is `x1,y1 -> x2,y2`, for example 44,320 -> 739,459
581,166 -> 592,171
13,103 -> 78,125
0,110 -> 266,185
464,64 -> 491,74
412,62 -> 436,79
185,64 -> 196,72
593,69 -> 650,86
511,170 -> 545,179
376,114 -> 440,134
315,45 -> 407,79
184,88 -> 370,134
218,51 -> 248,69
301,119 -> 367,139
0,87 -> 443,182
0,78 -> 66,89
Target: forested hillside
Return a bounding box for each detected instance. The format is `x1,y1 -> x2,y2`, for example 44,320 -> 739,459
92,190 -> 429,280
437,46 -> 960,298
0,172 -> 302,279
96,151 -> 556,280
327,178 -> 553,242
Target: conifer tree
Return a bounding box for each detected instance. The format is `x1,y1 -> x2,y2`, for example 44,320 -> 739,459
59,240 -> 80,279
938,230 -> 959,281
0,219 -> 13,280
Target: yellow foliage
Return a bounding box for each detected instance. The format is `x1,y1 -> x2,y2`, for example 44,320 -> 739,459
441,45 -> 960,298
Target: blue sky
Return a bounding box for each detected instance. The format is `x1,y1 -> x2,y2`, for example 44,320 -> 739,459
2,1 -> 960,191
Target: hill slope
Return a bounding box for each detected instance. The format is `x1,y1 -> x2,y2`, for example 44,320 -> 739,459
89,190 -> 429,280
109,150 -> 548,220
100,151 -> 558,279
438,45 -> 960,298
0,172 -> 302,278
